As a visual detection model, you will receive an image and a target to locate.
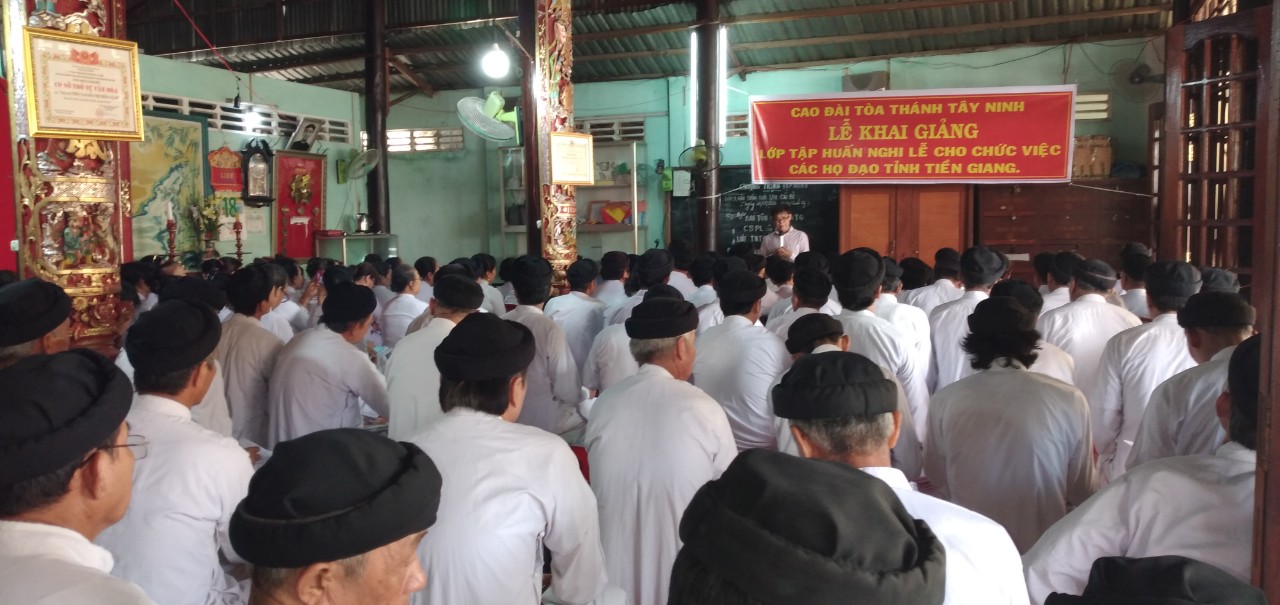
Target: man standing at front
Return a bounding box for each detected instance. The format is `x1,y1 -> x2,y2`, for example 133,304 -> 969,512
586,298 -> 737,605
758,204 -> 809,260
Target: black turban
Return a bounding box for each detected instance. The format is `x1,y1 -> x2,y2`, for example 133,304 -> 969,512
934,248 -> 961,275
715,270 -> 767,304
968,296 -> 1036,335
435,313 -> 535,381
635,249 -> 674,284
882,256 -> 904,279
688,254 -> 716,285
126,300 -> 222,376
675,449 -> 946,605
322,282 -> 377,325
793,251 -> 830,275
230,429 -> 442,568
566,258 -> 600,289
626,298 -> 698,339
1120,242 -> 1154,260
0,278 -> 72,346
991,279 -> 1044,316
1227,335 -> 1260,424
833,249 -> 885,299
435,262 -> 475,281
711,257 -> 747,284
0,350 -> 132,483
1045,555 -> 1265,605
433,274 -> 483,310
1200,268 -> 1240,294
1072,259 -> 1118,291
158,276 -> 228,311
1144,261 -> 1202,298
792,268 -> 833,305
1177,292 -> 1255,329
960,245 -> 1007,285
784,312 -> 844,355
1121,253 -> 1154,282
1051,251 -> 1084,284
511,255 -> 552,288
900,257 -> 933,290
774,351 -> 896,419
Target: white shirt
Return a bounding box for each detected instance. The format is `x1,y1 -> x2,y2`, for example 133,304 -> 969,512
582,324 -> 639,395
1040,286 -> 1070,314
860,467 -> 1028,605
764,305 -> 821,341
0,521 -> 156,605
499,282 -> 518,305
926,361 -> 1096,553
1088,313 -> 1195,482
693,315 -> 793,450
411,409 -> 620,605
216,314 -> 284,446
373,284 -> 395,307
277,298 -> 311,334
381,293 -> 428,349
1127,345 -> 1235,469
1023,442 -> 1257,604
768,297 -> 841,325
505,305 -> 584,434
384,317 -> 457,440
696,301 -> 724,335
834,309 -> 931,444
666,271 -> 698,300
545,291 -> 607,377
758,228 -> 809,257
414,282 -> 434,304
594,280 -> 628,309
96,395 -> 253,605
586,364 -> 737,605
876,292 -> 932,377
1030,340 -> 1076,386
266,326 -> 390,447
928,290 -> 988,392
260,304 -> 297,344
900,279 -> 963,316
480,281 -> 507,316
687,284 -> 717,309
1037,293 -> 1142,393
116,353 -> 233,439
604,290 -> 645,326
1120,287 -> 1150,319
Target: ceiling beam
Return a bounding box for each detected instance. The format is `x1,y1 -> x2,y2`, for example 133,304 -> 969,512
725,0 -> 1000,25
388,56 -> 437,98
390,90 -> 421,107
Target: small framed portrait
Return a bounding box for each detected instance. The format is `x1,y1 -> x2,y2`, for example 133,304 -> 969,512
287,117 -> 325,151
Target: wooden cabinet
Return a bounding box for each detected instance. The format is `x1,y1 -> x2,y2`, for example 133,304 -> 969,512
839,185 -> 971,259
976,179 -> 1154,283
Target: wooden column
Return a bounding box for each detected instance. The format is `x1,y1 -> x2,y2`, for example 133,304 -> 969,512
694,0 -> 721,252
1255,1 -> 1280,599
525,0 -> 577,284
519,0 -> 542,256
363,0 -> 391,233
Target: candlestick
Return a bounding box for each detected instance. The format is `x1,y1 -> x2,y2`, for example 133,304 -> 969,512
234,214 -> 244,262
166,219 -> 177,261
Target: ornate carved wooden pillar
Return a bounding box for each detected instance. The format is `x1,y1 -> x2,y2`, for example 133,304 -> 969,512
529,0 -> 577,285
5,0 -> 133,353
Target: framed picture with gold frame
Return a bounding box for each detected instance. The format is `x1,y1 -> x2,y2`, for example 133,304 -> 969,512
550,131 -> 595,185
22,27 -> 143,141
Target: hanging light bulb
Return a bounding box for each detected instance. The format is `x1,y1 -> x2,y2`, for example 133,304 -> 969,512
481,44 -> 510,79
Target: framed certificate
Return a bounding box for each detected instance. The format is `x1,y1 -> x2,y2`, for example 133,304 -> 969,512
23,27 -> 143,141
550,131 -> 594,185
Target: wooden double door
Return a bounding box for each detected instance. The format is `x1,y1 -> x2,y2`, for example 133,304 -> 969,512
839,185 -> 971,260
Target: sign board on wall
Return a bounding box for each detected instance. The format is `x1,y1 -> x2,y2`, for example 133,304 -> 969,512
550,132 -> 594,185
23,27 -> 143,141
750,85 -> 1075,185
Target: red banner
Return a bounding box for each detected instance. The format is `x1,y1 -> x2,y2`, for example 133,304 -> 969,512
750,86 -> 1075,184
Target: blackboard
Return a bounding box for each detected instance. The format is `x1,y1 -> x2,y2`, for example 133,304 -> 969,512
670,166 -> 840,258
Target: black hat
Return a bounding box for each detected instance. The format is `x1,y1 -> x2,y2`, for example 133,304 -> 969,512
566,258 -> 600,289
934,248 -> 961,275
1033,252 -> 1056,279
635,249 -> 674,284
1120,242 -> 1154,260
960,245 -> 1007,286
321,282 -> 377,325
435,263 -> 475,281
126,300 -> 222,377
0,278 -> 72,346
433,274 -> 484,310
774,351 -> 896,419
1051,251 -> 1085,284
675,449 -> 946,605
1200,268 -> 1241,294
1045,555 -> 1265,605
0,350 -> 133,483
689,254 -> 717,286
1177,292 -> 1255,329
882,256 -> 904,278
991,279 -> 1045,316
1072,259 -> 1118,291
969,296 -> 1036,335
435,313 -> 535,381
715,270 -> 767,305
644,284 -> 685,301
668,240 -> 696,271
158,276 -> 228,311
1145,261 -> 1202,298
230,429 -> 442,568
1227,335 -> 1260,424
510,255 -> 553,294
794,251 -> 830,275
626,299 -> 698,339
784,313 -> 845,355
1121,253 -> 1154,282
899,257 -> 933,290
712,256 -> 747,284
792,268 -> 833,306
833,249 -> 885,299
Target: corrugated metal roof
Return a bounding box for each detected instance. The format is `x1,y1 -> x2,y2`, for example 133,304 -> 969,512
135,0 -> 1172,92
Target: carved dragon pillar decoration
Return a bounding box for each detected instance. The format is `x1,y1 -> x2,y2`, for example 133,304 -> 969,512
535,0 -> 577,286
6,0 -> 132,354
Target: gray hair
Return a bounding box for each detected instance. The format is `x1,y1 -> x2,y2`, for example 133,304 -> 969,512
790,413 -> 895,457
0,340 -> 40,368
251,553 -> 367,594
629,332 -> 692,365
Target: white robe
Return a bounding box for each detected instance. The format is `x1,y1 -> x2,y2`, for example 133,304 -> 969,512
1119,287 -> 1150,319
665,271 -> 698,300
686,284 -> 717,309
544,291 -> 607,377
1037,293 -> 1142,395
693,315 -> 792,450
115,354 -> 233,439
372,284 -> 395,307
585,364 -> 737,605
384,317 -> 457,440
95,395 -> 253,605
860,467 -> 1028,605
1030,341 -> 1076,386
0,521 -> 156,605
381,293 -> 428,349
1087,313 -> 1195,482
764,306 -> 821,341
876,292 -> 931,379
593,280 -> 628,309
479,281 -> 507,316
1039,286 -> 1071,314
834,309 -> 931,444
1023,442 -> 1256,604
259,305 -> 296,344
900,279 -> 963,316
603,290 -> 645,326
266,326 -> 390,447
926,361 -> 1096,553
767,297 -> 841,325
928,290 -> 988,392
506,305 -> 584,434
582,324 -> 639,395
411,409 -> 621,605
695,301 -> 724,335
1127,345 -> 1235,469
215,314 -> 284,446
414,283 -> 434,304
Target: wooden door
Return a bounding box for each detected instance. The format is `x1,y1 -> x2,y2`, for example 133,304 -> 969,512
903,186 -> 970,259
840,187 -> 895,255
